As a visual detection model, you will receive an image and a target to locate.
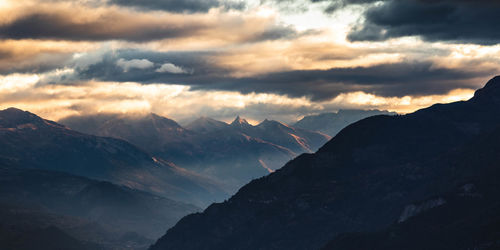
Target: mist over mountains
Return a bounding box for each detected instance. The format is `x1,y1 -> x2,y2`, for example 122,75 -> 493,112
0,166 -> 199,249
0,102 -> 388,249
0,108 -> 226,207
60,113 -> 337,191
294,109 -> 396,136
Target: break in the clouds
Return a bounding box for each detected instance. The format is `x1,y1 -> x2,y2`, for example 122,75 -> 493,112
275,0 -> 500,44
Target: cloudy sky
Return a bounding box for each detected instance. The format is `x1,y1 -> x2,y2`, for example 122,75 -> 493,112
0,0 -> 498,124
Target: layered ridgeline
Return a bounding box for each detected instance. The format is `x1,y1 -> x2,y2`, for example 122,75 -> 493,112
60,114 -> 330,191
150,76 -> 500,250
0,167 -> 199,250
0,108 -> 227,207
294,109 -> 396,136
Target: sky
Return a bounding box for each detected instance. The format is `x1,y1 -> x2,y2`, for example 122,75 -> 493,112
0,0 -> 498,124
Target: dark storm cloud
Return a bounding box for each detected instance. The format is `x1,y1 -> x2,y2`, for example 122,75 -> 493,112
346,0 -> 500,44
191,62 -> 492,99
314,0 -> 378,13
0,13 -> 205,42
109,0 -> 245,13
0,10 -> 299,43
274,0 -> 500,44
46,49 -> 494,100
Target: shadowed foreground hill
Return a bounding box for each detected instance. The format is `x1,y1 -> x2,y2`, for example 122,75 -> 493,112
323,125 -> 500,250
150,76 -> 500,250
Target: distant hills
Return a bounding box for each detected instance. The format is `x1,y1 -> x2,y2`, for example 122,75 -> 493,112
0,166 -> 199,249
60,113 -> 331,191
150,76 -> 500,250
294,109 -> 396,136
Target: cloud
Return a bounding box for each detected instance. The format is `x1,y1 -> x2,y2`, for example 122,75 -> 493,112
0,5 -> 300,43
0,40 -> 96,74
156,63 -> 191,74
191,61 -> 493,100
346,0 -> 500,45
0,11 -> 207,42
109,0 -> 245,13
117,58 -> 154,72
272,0 -> 500,44
37,48 -> 495,100
0,74 -> 477,124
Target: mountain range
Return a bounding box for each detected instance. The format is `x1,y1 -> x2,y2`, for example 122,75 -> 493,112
0,103 -> 390,250
0,108 -> 227,207
150,76 -> 500,250
60,114 -> 331,191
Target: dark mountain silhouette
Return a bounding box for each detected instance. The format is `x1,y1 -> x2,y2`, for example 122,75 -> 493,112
150,76 -> 500,250
294,109 -> 396,136
60,114 -> 329,192
323,124 -> 500,250
0,108 -> 227,207
0,217 -> 98,250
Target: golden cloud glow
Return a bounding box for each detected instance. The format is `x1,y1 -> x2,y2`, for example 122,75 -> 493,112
0,73 -> 476,122
327,88 -> 475,114
0,0 -> 497,123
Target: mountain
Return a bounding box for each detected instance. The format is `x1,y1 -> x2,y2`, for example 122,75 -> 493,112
230,116 -> 254,130
323,125 -> 500,250
0,167 -> 199,238
150,76 -> 500,250
0,210 -> 99,250
294,109 -> 396,136
0,167 -> 200,249
0,168 -> 198,249
175,127 -> 295,190
185,117 -> 230,133
60,114 -> 329,192
0,108 -> 227,207
238,118 -> 331,154
59,113 -> 196,159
